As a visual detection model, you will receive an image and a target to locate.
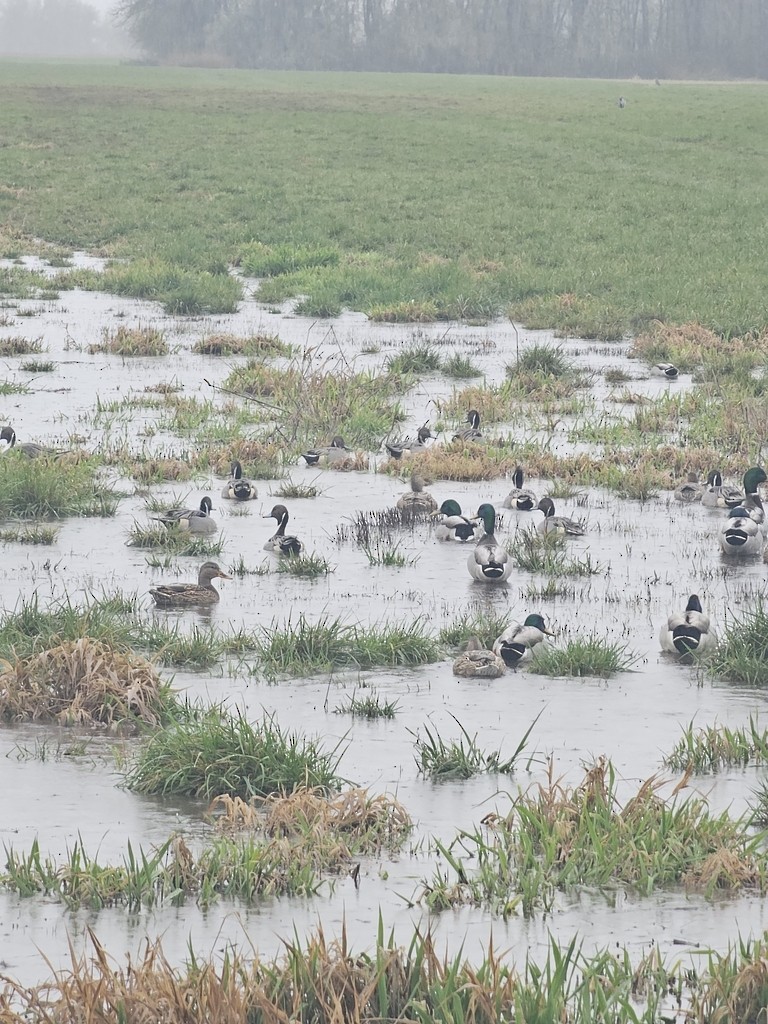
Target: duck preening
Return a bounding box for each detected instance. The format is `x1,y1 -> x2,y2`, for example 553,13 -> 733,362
385,425 -> 434,459
263,503 -> 303,555
149,561 -> 232,607
452,636 -> 505,678
467,503 -> 511,582
502,467 -> 537,511
0,425 -> 71,459
535,497 -> 585,537
151,496 -> 218,535
659,594 -> 714,656
221,460 -> 257,501
493,614 -> 554,668
431,499 -> 481,542
452,410 -> 483,443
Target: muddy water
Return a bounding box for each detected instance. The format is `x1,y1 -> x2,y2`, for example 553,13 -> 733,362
1,261 -> 767,984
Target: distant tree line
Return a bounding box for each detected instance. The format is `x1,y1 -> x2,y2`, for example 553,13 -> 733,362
113,0 -> 768,78
0,0 -> 131,56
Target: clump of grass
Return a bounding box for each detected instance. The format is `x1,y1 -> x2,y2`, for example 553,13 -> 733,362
360,537 -> 415,567
604,367 -> 633,384
0,523 -> 59,545
382,445 -> 517,482
438,608 -> 511,652
334,689 -> 399,719
528,635 -> 636,677
412,716 -> 534,779
509,530 -> 598,577
442,353 -> 482,378
89,324 -> 169,356
419,758 -> 768,916
272,477 -> 321,499
0,335 -> 45,356
19,359 -> 55,372
240,241 -> 340,277
0,457 -> 119,518
125,708 -> 344,799
709,603 -> 768,685
0,379 -> 30,394
192,332 -> 291,356
126,521 -> 223,557
508,343 -> 574,378
0,593 -> 142,659
386,344 -> 442,376
615,467 -> 666,501
663,717 -> 768,772
0,638 -> 176,730
254,614 -> 440,677
141,623 -> 227,670
125,456 -> 194,483
275,553 -> 334,578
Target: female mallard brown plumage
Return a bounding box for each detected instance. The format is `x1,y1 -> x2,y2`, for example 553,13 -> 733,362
149,561 -> 232,607
452,636 -> 505,678
396,473 -> 437,516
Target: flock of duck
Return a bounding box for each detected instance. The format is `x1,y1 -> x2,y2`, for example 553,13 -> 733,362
3,417 -> 765,677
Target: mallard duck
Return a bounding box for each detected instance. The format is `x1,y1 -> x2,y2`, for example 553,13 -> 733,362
659,594 -> 715,656
221,460 -> 257,501
431,499 -> 481,542
651,363 -> 679,380
501,467 -> 537,511
452,410 -> 483,443
385,426 -> 434,459
467,503 -> 511,582
701,470 -> 741,508
396,473 -> 437,516
149,561 -> 232,607
673,472 -> 703,503
724,467 -> 768,522
453,636 -> 505,678
263,503 -> 302,555
535,497 -> 585,537
0,425 -> 71,459
493,614 -> 554,668
301,436 -> 349,466
718,507 -> 764,556
151,496 -> 217,535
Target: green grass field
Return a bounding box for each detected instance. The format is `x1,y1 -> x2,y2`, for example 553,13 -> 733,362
1,62 -> 766,335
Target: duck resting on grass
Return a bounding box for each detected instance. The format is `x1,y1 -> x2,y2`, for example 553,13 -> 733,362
0,425 -> 71,459
535,497 -> 585,537
659,594 -> 714,656
452,409 -> 483,443
151,496 -> 218,535
301,436 -> 349,467
452,636 -> 505,678
467,503 -> 511,582
431,499 -> 481,542
718,507 -> 764,556
149,561 -> 232,607
493,614 -> 554,668
385,426 -> 434,459
501,467 -> 538,511
263,503 -> 303,555
221,460 -> 257,501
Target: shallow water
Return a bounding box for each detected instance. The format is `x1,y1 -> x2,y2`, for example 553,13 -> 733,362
0,260 -> 767,985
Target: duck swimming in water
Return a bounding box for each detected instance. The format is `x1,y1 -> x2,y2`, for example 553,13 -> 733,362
151,496 -> 218,535
673,472 -> 703,503
535,497 -> 585,537
431,499 -> 481,542
0,426 -> 71,459
718,507 -> 764,556
301,436 -> 350,467
149,561 -> 232,607
263,504 -> 303,555
221,460 -> 257,501
396,474 -> 437,516
385,426 -> 434,459
501,467 -> 538,511
659,594 -> 715,656
467,504 -> 511,582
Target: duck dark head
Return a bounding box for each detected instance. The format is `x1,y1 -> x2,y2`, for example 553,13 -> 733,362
199,496 -> 213,514
466,410 -> 481,429
523,613 -> 554,635
437,499 -> 462,517
475,503 -> 497,533
265,504 -> 289,522
744,467 -> 767,494
706,470 -> 723,487
537,497 -> 555,518
230,460 -> 243,479
685,594 -> 703,613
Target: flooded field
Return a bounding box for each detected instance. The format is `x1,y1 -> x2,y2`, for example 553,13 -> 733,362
1,256 -> 767,998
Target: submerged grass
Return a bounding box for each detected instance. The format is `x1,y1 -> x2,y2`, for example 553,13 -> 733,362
412,716 -> 536,780
125,709 -> 344,799
420,758 -> 768,916
334,689 -> 399,719
663,716 -> 768,772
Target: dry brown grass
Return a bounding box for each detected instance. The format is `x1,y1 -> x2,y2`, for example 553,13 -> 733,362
210,786 -> 412,852
629,321 -> 768,370
129,457 -> 194,482
89,325 -> 169,357
381,445 -> 516,482
0,638 -> 169,729
193,332 -> 289,356
200,439 -> 284,476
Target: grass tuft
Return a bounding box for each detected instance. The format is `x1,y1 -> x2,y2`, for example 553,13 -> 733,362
528,635 -> 636,677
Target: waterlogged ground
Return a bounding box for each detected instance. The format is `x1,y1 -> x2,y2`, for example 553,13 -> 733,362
1,258 -> 768,986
